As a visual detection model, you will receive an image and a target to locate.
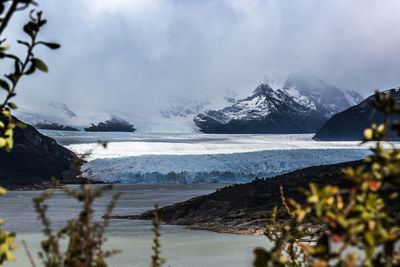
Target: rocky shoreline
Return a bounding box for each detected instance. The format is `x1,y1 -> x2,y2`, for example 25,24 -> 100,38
111,160 -> 365,235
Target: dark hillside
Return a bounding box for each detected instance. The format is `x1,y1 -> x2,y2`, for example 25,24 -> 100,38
0,117 -> 78,190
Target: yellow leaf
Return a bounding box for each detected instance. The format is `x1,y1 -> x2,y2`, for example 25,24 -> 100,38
364,129 -> 373,140
5,251 -> 15,261
0,187 -> 7,195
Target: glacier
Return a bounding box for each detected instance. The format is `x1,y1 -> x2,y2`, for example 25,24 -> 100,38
58,133 -> 378,184
79,149 -> 371,184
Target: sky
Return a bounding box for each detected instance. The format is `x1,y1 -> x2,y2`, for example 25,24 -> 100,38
3,0 -> 400,122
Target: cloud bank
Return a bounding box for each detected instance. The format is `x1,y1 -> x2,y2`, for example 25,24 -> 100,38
3,0 -> 400,121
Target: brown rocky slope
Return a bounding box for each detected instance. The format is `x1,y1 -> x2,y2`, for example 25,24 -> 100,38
113,161 -> 368,235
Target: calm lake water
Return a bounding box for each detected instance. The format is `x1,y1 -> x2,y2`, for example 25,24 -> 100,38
1,184 -> 267,267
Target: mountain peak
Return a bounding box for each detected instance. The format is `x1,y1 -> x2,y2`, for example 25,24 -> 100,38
252,83 -> 274,96
48,101 -> 77,118
194,75 -> 365,134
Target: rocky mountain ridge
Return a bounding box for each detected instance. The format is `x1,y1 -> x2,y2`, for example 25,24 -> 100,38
313,88 -> 400,141
194,74 -> 363,134
84,116 -> 136,132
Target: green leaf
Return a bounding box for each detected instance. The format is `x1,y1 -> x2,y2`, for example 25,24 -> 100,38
23,24 -> 34,38
37,41 -> 60,49
38,20 -> 47,27
31,58 -> 48,72
14,59 -> 20,75
5,74 -> 18,85
15,122 -> 27,129
24,63 -> 35,75
7,102 -> 17,109
17,40 -> 29,48
0,79 -> 9,91
365,231 -> 375,246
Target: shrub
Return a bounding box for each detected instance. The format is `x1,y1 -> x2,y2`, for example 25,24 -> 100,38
254,91 -> 400,266
33,181 -> 121,267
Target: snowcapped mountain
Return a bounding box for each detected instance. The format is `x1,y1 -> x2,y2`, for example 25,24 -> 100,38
160,99 -> 210,119
48,101 -> 77,118
15,101 -> 80,126
194,74 -> 363,134
14,101 -> 115,130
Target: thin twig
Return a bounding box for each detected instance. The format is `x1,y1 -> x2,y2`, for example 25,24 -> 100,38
0,0 -> 19,37
22,240 -> 37,267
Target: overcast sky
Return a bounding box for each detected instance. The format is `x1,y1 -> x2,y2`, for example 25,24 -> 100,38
4,0 -> 400,120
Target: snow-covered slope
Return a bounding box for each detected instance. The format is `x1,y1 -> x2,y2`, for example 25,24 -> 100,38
15,102 -> 80,126
14,101 -> 114,131
194,74 -> 363,134
160,99 -> 210,119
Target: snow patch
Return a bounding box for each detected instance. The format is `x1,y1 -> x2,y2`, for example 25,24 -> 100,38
284,87 -> 316,110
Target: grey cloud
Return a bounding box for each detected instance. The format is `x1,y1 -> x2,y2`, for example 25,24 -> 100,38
3,0 -> 400,121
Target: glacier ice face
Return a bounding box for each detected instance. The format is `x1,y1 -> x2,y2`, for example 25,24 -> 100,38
66,133 -> 372,159
80,149 -> 370,184
60,133 -> 377,184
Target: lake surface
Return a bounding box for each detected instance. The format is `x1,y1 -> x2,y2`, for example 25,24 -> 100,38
1,184 -> 267,267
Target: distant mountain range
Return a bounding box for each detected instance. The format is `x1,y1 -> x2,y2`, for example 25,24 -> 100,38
160,99 -> 210,119
194,73 -> 363,134
15,102 -> 136,132
85,117 -> 136,132
35,122 -> 79,131
15,101 -> 80,127
313,88 -> 400,141
15,73 -> 380,135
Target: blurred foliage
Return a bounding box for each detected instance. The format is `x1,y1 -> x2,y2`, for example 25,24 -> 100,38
254,91 -> 400,266
31,146 -> 168,267
0,186 -> 18,266
0,0 -> 60,152
33,180 -> 121,267
150,204 -> 167,267
0,1 -> 59,266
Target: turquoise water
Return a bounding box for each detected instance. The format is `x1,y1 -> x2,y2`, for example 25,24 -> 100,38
0,184 -> 267,267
